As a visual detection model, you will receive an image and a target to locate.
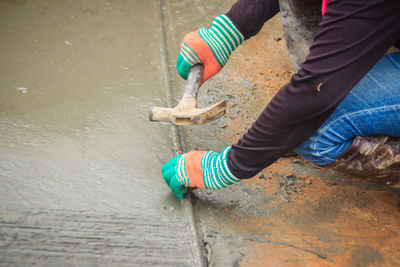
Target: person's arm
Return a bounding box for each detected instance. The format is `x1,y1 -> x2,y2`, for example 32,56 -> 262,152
164,0 -> 282,199
176,0 -> 279,84
228,0 -> 400,178
226,0 -> 280,39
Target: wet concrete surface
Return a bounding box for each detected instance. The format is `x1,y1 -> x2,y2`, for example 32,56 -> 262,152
0,0 -> 203,265
2,0 -> 400,266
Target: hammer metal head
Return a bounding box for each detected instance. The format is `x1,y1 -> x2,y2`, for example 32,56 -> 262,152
149,64 -> 227,126
149,100 -> 226,126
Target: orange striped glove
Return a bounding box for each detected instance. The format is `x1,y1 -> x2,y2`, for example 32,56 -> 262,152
161,146 -> 240,199
176,15 -> 244,85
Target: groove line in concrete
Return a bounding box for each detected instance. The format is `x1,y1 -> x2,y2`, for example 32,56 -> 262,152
156,1 -> 205,266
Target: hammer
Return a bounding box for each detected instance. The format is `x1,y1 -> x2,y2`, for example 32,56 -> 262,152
149,64 -> 226,125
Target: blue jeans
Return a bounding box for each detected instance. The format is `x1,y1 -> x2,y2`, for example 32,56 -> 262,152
295,52 -> 400,166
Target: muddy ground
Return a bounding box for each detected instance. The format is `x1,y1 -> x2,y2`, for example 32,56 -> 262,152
188,15 -> 400,267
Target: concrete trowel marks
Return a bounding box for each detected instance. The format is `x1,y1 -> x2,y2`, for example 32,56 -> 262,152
0,0 -> 202,266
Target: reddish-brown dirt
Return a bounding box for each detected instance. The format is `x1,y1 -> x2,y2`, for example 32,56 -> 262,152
214,17 -> 400,267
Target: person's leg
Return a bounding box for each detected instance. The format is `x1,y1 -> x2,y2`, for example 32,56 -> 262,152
295,52 -> 400,182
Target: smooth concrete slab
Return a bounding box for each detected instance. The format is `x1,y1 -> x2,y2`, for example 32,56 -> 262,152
0,0 -> 200,265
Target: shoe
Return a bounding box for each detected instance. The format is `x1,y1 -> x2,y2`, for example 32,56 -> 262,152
328,136 -> 400,186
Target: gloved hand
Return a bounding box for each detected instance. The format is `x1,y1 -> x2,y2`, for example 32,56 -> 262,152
176,14 -> 244,85
162,146 -> 240,198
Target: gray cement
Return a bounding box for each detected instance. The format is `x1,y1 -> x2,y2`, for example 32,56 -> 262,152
0,0 -> 207,266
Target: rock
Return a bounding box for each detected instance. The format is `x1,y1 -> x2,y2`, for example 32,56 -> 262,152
258,173 -> 266,180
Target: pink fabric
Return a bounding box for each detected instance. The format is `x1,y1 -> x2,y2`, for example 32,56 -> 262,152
322,0 -> 330,16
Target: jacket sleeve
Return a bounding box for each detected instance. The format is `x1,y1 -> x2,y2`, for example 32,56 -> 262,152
226,0 -> 280,40
228,0 -> 400,179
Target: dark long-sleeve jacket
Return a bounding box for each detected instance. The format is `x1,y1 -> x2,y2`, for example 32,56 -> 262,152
225,0 -> 400,179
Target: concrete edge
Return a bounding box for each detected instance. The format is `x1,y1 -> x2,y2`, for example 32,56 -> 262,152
156,1 -> 206,266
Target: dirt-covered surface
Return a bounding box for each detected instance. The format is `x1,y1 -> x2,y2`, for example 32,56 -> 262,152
190,16 -> 400,267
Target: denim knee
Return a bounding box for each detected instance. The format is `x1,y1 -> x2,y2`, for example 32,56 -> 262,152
295,52 -> 400,166
295,133 -> 353,166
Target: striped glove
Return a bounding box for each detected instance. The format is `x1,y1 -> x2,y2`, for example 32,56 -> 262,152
162,146 -> 240,199
176,14 -> 244,85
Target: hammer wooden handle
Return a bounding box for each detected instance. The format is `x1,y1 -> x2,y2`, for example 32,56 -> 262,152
183,64 -> 204,100
150,63 -> 225,125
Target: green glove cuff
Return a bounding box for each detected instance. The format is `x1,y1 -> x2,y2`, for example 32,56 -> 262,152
198,14 -> 244,67
201,146 -> 240,189
162,147 -> 240,199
